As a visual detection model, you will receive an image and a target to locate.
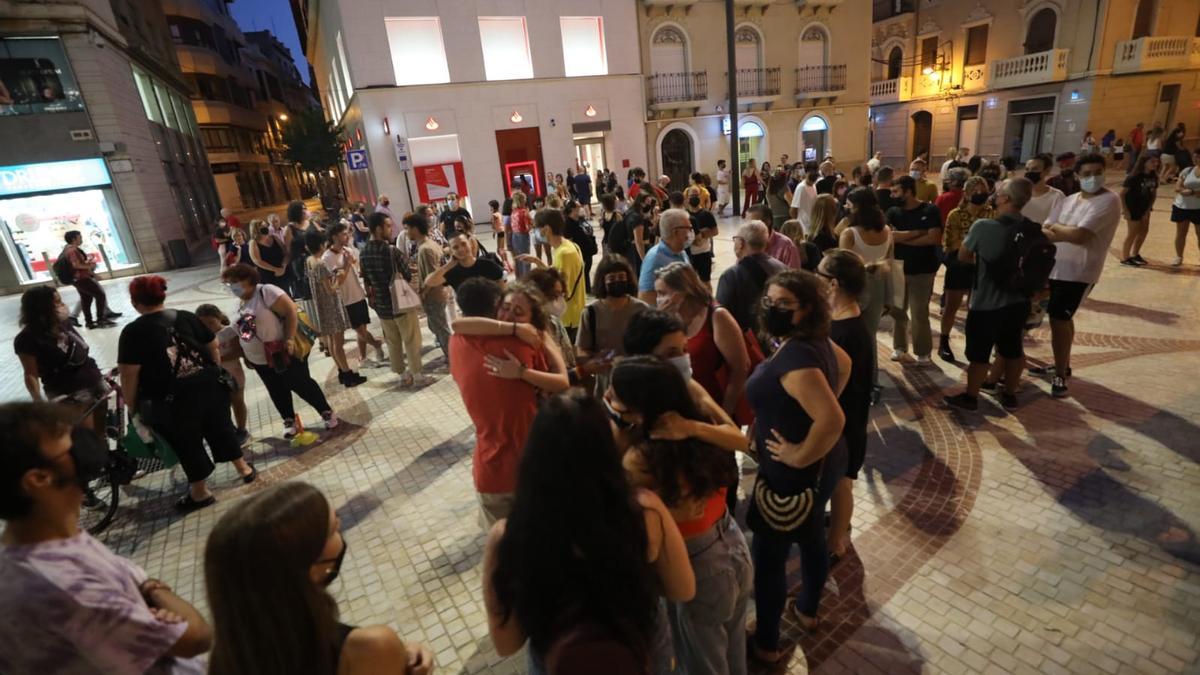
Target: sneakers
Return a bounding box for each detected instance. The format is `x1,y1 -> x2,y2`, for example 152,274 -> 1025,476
1051,376 -> 1069,398
1029,365 -> 1071,378
1171,256 -> 1183,267
338,370 -> 367,387
937,341 -> 956,363
943,393 -> 979,411
1132,255 -> 1148,266
410,374 -> 437,388
321,411 -> 339,430
915,355 -> 934,366
889,350 -> 908,362
283,422 -> 297,440
235,428 -> 252,447
997,391 -> 1019,411
1120,257 -> 1138,267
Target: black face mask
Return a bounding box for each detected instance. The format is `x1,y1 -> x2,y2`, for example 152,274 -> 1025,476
257,226 -> 270,237
605,280 -> 633,297
764,306 -> 797,337
321,535 -> 348,586
1025,171 -> 1042,184
969,193 -> 989,206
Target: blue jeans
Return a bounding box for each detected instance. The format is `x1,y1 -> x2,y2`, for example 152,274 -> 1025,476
669,512 -> 753,675
750,444 -> 847,652
511,231 -> 531,277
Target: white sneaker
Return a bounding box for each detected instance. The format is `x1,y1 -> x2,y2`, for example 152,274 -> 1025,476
890,350 -> 907,362
1171,256 -> 1183,267
916,355 -> 934,366
321,412 -> 339,430
360,356 -> 382,368
283,422 -> 297,440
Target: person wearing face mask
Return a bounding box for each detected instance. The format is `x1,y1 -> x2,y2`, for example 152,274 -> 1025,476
744,270 -> 850,664
685,188 -> 718,285
789,162 -> 821,233
576,255 -> 648,394
249,218 -> 289,290
562,199 -> 598,295
437,192 -> 472,239
934,168 -> 970,225
886,175 -> 943,365
521,267 -> 578,375
1034,153 -> 1122,398
204,482 -> 434,675
14,287 -> 110,435
0,403 -> 213,673
1019,153 -> 1065,226
654,262 -> 752,427
717,221 -> 789,332
937,176 -> 994,363
907,159 -> 939,203
515,209 -> 586,342
637,208 -> 693,307
1047,153 -> 1080,196
609,191 -> 654,275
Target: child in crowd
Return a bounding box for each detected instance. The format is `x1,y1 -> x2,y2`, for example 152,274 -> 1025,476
489,199 -> 505,254
195,304 -> 250,446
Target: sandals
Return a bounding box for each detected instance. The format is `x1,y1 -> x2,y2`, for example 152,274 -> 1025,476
175,493 -> 216,513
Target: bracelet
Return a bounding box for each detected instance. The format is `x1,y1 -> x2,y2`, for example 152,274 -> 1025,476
518,363 -> 527,378
511,322 -> 517,336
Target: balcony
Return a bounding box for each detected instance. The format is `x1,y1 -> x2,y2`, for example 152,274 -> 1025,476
869,76 -> 911,104
728,67 -> 781,105
647,71 -> 707,110
1113,36 -> 1199,74
989,49 -> 1069,90
794,65 -> 846,100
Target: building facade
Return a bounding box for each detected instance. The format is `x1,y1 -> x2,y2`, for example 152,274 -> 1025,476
291,0 -> 649,220
867,0 -> 1200,169
638,0 -> 874,191
0,0 -> 220,293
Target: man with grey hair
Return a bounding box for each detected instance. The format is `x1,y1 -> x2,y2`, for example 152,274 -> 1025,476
935,167 -> 972,223
944,177 -> 1038,412
716,220 -> 789,331
637,207 -> 692,305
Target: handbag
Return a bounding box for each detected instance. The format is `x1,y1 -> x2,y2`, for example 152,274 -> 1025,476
124,421 -> 179,468
752,467 -> 823,533
388,247 -> 422,312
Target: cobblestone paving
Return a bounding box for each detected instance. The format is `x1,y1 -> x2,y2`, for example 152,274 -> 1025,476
1,178 -> 1197,674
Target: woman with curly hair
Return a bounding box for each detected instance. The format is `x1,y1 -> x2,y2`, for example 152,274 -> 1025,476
482,389 -> 694,674
607,356 -> 752,675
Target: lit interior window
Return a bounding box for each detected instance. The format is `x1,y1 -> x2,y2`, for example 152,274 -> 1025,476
560,17 -> 607,77
479,17 -> 534,81
385,17 -> 451,86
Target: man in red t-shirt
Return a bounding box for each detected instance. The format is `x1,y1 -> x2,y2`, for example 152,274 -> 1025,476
449,278 -> 547,525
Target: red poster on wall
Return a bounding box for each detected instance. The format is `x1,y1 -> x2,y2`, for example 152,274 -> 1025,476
413,162 -> 468,203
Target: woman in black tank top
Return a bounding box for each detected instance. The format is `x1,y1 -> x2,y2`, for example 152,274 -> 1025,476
204,483 -> 433,675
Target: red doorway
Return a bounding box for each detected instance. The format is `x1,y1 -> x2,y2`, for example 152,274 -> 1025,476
496,128 -> 546,197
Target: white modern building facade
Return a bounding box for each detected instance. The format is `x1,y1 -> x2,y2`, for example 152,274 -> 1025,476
293,0 -> 649,219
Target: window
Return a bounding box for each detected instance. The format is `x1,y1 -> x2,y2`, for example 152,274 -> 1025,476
478,17 -> 533,81
0,37 -> 85,115
385,17 -> 450,86
965,25 -> 988,65
920,36 -> 937,72
132,66 -> 162,123
336,31 -> 354,98
560,17 -> 606,77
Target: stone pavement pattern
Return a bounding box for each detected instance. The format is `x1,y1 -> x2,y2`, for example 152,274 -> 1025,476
0,179 -> 1197,674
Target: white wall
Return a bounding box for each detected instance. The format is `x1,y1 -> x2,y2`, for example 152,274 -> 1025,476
353,75 -> 648,219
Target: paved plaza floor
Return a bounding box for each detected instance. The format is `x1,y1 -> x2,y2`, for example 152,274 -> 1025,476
2,180 -> 1198,674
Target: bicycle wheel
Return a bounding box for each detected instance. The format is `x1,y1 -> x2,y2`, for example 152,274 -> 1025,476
79,470 -> 120,535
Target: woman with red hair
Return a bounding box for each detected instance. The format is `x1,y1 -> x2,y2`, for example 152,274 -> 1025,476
117,275 -> 255,512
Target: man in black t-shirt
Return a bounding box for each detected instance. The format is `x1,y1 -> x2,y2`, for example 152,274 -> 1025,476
886,175 -> 943,365
436,193 -> 472,238
815,160 -> 838,195
873,166 -> 898,212
424,233 -> 506,291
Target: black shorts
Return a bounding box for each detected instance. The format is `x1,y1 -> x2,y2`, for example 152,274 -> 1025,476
964,301 -> 1030,365
1171,205 -> 1200,223
942,254 -> 975,292
345,299 -> 370,328
690,251 -> 714,282
1047,280 -> 1091,320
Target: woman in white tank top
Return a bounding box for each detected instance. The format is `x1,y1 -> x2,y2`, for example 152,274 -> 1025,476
837,188 -> 894,394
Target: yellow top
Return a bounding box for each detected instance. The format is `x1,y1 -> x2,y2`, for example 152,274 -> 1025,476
553,240 -> 586,328
943,204 -> 995,252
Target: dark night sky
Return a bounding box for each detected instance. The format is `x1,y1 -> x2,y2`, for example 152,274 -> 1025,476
229,0 -> 310,84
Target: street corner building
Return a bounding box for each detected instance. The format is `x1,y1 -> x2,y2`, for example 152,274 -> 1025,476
0,0 -> 223,293
292,0 -> 650,222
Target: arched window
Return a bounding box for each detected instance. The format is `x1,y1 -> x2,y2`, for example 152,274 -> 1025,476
1024,7 -> 1057,54
887,46 -> 903,80
650,25 -> 688,74
799,25 -> 829,68
660,128 -> 694,195
1132,0 -> 1156,39
734,26 -> 762,70
801,115 -> 829,162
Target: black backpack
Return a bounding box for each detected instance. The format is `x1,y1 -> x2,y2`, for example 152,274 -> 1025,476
53,247 -> 77,284
989,216 -> 1056,296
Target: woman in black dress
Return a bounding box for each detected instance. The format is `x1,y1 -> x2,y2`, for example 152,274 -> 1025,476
249,219 -> 288,289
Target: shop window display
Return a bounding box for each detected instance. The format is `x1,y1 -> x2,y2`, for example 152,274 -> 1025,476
0,189 -> 138,284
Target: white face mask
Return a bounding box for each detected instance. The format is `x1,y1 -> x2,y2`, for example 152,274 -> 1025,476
448,200 -> 458,209
549,297 -> 567,318
667,353 -> 692,381
909,170 -> 923,180
56,304 -> 71,322
1079,175 -> 1105,194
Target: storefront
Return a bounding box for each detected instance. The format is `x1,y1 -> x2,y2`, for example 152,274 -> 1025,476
0,158 -> 140,286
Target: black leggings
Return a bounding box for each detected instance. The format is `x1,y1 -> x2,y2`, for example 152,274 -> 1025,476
250,359 -> 331,423
73,278 -> 108,324
153,380 -> 243,484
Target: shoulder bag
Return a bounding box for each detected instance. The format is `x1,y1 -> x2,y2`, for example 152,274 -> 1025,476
388,246 -> 422,312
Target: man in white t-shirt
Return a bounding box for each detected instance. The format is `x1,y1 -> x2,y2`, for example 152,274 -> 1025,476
1034,153 -> 1121,398
789,163 -> 820,234
867,151 -> 883,174
715,159 -> 731,215
323,222 -> 387,367
1021,153 -> 1066,225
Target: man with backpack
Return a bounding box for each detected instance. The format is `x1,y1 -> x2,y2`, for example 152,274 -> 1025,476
55,231 -> 120,329
944,177 -> 1054,412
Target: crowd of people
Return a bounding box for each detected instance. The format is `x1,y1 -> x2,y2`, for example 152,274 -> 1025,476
3,127 -> 1196,673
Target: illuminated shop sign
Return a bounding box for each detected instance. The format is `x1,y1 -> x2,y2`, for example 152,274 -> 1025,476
0,158 -> 111,198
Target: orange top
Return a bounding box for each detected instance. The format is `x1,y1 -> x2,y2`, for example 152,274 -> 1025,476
676,488 -> 727,539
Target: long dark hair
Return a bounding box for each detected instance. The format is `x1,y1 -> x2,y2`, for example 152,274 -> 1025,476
18,286 -> 60,334
492,390 -> 658,661
762,270 -> 832,340
205,482 -> 340,675
610,357 -> 737,507
847,187 -> 885,232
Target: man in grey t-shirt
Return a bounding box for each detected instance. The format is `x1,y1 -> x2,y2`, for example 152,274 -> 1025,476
944,178 -> 1036,412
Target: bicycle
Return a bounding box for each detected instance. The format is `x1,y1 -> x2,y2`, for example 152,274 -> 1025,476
73,370 -> 140,535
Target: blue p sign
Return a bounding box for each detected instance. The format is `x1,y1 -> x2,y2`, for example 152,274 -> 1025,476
347,149 -> 369,170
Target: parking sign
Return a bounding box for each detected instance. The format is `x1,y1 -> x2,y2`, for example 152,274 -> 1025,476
346,149 -> 369,170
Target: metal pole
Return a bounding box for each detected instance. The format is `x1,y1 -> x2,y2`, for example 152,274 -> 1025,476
401,169 -> 416,213
725,0 -> 740,215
